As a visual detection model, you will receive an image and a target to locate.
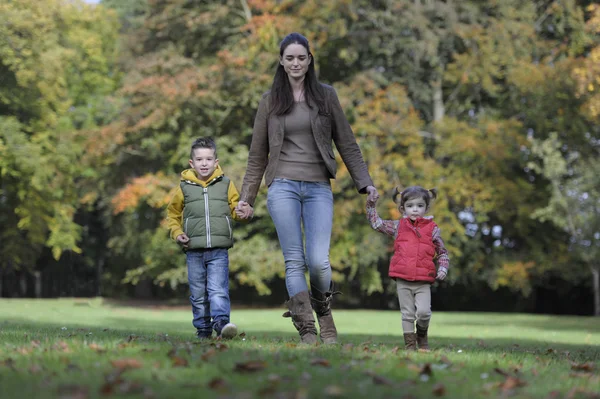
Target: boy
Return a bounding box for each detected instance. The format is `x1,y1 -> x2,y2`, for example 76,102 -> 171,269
166,137 -> 245,339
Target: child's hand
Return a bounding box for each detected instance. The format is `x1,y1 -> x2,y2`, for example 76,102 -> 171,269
436,267 -> 448,281
366,185 -> 379,203
176,233 -> 190,248
235,201 -> 254,219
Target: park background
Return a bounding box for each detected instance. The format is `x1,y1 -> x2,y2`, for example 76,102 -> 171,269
1,0 -> 599,316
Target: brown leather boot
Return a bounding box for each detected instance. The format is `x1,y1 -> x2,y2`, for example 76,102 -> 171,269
282,291 -> 318,344
310,283 -> 342,344
404,332 -> 417,351
416,324 -> 429,351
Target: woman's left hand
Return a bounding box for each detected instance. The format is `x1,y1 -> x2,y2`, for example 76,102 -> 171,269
365,186 -> 379,203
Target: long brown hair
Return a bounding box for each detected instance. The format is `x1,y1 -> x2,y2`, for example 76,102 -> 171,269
270,33 -> 326,116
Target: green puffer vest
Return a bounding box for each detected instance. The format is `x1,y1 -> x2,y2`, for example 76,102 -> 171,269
181,175 -> 233,249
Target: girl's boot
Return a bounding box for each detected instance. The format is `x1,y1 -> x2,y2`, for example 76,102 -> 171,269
310,283 -> 341,344
403,333 -> 417,351
416,324 -> 429,350
282,291 -> 318,344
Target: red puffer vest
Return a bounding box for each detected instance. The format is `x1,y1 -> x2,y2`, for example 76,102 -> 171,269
389,217 -> 437,283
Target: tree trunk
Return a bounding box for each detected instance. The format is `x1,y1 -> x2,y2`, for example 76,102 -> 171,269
34,271 -> 42,298
96,258 -> 104,297
432,77 -> 445,122
592,266 -> 600,316
20,271 -> 27,297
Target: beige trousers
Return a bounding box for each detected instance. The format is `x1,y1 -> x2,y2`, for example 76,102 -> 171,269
396,279 -> 432,333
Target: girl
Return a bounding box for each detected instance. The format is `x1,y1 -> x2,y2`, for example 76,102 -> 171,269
366,186 -> 450,350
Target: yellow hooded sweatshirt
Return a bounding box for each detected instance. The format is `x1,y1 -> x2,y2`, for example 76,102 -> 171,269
166,165 -> 244,242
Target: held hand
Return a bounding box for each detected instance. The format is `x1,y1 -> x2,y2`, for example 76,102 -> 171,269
235,201 -> 254,219
365,185 -> 379,203
436,267 -> 448,281
176,233 -> 190,248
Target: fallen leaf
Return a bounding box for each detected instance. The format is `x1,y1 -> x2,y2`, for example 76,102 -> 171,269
89,344 -> 106,353
29,364 -> 43,374
420,363 -> 433,376
239,332 -> 246,338
56,384 -> 89,399
499,376 -> 527,391
201,349 -> 217,361
1,358 -> 15,368
391,346 -> 400,354
310,358 -> 331,367
214,343 -> 228,351
110,358 -> 143,370
439,355 -> 452,365
494,367 -> 511,377
233,360 -> 267,373
432,383 -> 446,396
324,385 -> 344,396
127,335 -> 137,343
365,370 -> 395,386
571,362 -> 595,372
171,356 -> 189,367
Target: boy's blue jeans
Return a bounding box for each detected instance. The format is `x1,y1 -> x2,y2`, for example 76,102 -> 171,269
267,178 -> 333,298
186,248 -> 230,337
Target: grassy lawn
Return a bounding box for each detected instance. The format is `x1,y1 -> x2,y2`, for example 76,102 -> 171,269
1,298 -> 599,399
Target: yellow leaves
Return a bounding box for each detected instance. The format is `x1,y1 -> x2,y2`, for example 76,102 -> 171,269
494,261 -> 536,296
111,172 -> 173,214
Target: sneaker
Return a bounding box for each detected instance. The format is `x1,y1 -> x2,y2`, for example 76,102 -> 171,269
219,323 -> 238,339
196,330 -> 212,340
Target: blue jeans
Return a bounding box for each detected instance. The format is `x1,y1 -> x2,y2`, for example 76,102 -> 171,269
186,248 -> 230,336
267,178 -> 333,297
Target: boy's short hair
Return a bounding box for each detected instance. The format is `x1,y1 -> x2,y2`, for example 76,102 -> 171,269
190,137 -> 217,159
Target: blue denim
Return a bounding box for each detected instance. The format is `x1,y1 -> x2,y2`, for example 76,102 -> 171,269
186,248 -> 231,336
267,178 -> 333,297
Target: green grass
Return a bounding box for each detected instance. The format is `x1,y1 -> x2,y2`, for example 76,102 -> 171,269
1,298 -> 599,399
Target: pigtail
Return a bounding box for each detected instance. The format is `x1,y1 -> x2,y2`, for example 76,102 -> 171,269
392,185 -> 404,204
428,188 -> 438,200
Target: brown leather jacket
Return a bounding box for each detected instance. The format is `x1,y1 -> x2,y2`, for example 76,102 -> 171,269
240,84 -> 374,206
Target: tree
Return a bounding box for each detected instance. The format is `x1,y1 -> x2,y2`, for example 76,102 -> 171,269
529,133 -> 600,315
0,0 -> 119,290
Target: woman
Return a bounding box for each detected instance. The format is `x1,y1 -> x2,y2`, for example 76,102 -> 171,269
237,32 -> 379,344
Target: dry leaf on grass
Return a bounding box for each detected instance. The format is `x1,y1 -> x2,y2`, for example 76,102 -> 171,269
432,383 -> 446,396
171,356 -> 189,367
420,363 -> 433,376
88,343 -> 106,353
571,362 -> 595,372
499,376 -> 527,391
310,358 -> 331,367
324,385 -> 344,396
364,370 -> 395,386
234,360 -> 267,373
56,384 -> 89,399
110,358 -> 143,370
29,364 -> 43,374
207,378 -> 228,391
201,348 -> 217,361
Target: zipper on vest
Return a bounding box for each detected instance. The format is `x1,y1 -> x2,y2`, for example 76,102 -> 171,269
225,215 -> 232,240
184,218 -> 189,235
204,187 -> 211,247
